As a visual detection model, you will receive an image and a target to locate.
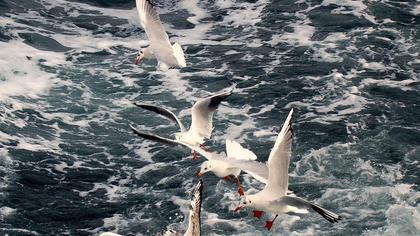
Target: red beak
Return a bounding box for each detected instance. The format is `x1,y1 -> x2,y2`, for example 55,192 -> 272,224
234,205 -> 243,212
135,58 -> 141,65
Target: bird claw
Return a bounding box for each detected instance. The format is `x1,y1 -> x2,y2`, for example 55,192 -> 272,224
192,151 -> 198,160
199,144 -> 209,152
238,187 -> 245,196
253,210 -> 264,218
265,221 -> 274,230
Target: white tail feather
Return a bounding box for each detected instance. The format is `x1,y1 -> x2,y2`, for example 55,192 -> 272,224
172,42 -> 186,68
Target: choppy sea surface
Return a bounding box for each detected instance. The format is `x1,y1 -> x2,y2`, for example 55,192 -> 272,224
0,0 -> 419,235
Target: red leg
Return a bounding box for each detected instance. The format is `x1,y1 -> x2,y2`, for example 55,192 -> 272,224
234,177 -> 245,196
253,210 -> 264,218
224,175 -> 231,181
199,144 -> 209,152
265,215 -> 278,230
192,150 -> 198,160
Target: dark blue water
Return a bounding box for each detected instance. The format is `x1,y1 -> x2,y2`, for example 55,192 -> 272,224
0,0 -> 419,235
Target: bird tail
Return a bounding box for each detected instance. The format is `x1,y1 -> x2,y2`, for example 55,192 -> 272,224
310,203 -> 342,223
172,43 -> 186,68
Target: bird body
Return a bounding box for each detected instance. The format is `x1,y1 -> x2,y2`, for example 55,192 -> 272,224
135,0 -> 186,68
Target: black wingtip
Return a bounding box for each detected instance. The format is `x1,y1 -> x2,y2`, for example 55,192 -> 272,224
311,204 -> 342,223
208,90 -> 233,109
145,0 -> 154,7
129,124 -> 178,147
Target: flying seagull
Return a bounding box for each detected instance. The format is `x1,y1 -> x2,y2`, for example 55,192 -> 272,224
134,0 -> 186,68
129,118 -> 295,198
157,180 -> 203,236
233,109 -> 342,230
100,181 -> 203,236
133,89 -> 232,160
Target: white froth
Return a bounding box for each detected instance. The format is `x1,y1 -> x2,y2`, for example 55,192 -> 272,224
0,41 -> 66,101
411,5 -> 420,15
321,0 -> 376,23
0,149 -> 12,166
0,207 -> 15,219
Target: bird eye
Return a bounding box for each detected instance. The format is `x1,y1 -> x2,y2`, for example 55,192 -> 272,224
140,50 -> 143,54
243,201 -> 247,204
204,167 -> 207,170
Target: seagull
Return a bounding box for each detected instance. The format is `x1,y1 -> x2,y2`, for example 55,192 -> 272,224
197,139 -> 258,196
233,109 -> 342,230
133,89 -> 232,160
129,121 -> 295,198
135,0 -> 186,68
158,180 -> 203,236
100,181 -> 203,236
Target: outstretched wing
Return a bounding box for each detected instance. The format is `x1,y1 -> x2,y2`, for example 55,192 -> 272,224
262,109 -> 294,198
223,158 -> 269,183
134,102 -> 187,132
189,90 -> 232,139
184,180 -> 203,236
135,0 -> 179,66
271,196 -> 342,223
225,139 -> 257,161
129,125 -> 213,160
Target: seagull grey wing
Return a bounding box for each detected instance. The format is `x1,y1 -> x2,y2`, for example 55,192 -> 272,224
224,159 -> 268,184
262,109 -> 294,198
189,90 -> 233,139
134,103 -> 187,132
129,125 -> 213,160
136,0 -> 179,66
184,180 -> 203,236
271,196 -> 342,223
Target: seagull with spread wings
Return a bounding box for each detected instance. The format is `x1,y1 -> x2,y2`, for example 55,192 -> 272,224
133,90 -> 232,160
100,181 -> 204,236
233,109 -> 342,230
158,180 -> 203,236
135,0 -> 186,69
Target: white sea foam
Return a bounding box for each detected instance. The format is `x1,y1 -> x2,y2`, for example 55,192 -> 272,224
0,149 -> 12,166
0,206 -> 15,220
217,0 -> 269,28
361,78 -> 418,91
320,0 -> 376,23
0,41 -> 66,101
411,5 -> 420,15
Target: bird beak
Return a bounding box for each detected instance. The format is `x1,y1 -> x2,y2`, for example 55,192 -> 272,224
134,57 -> 141,65
234,205 -> 244,212
195,171 -> 203,177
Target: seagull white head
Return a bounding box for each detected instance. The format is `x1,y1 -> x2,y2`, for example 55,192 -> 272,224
234,195 -> 257,212
134,49 -> 144,65
134,46 -> 152,65
196,161 -> 212,177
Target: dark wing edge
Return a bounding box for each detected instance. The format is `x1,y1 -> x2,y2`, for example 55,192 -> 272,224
129,124 -> 178,147
187,180 -> 203,235
129,125 -> 213,160
278,196 -> 342,223
133,102 -> 186,132
207,89 -> 233,111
